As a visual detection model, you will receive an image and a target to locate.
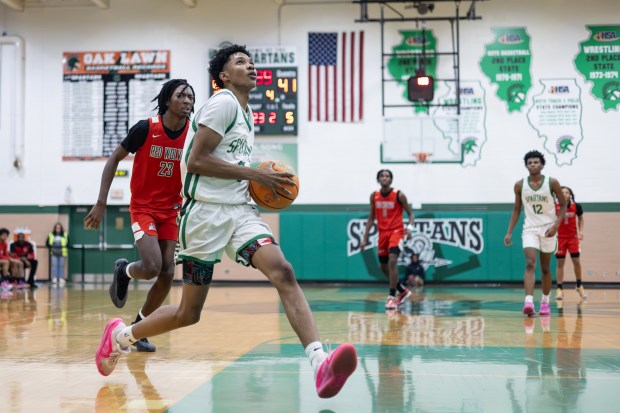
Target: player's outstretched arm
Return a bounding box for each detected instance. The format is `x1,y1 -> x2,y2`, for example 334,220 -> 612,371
187,124 -> 293,193
84,145 -> 129,229
547,178 -> 566,237
504,180 -> 523,246
399,191 -> 415,238
360,193 -> 376,251
577,204 -> 585,240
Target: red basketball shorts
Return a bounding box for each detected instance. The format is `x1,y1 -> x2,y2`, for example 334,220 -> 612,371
555,237 -> 580,258
130,208 -> 178,242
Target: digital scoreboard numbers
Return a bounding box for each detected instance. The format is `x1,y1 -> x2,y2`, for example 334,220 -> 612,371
250,67 -> 297,135
209,66 -> 297,136
208,46 -> 298,136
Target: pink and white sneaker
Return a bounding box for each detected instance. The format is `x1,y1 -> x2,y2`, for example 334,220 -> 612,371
538,301 -> 551,316
385,296 -> 397,310
396,288 -> 412,306
522,301 -> 536,317
315,343 -> 358,398
95,318 -> 130,376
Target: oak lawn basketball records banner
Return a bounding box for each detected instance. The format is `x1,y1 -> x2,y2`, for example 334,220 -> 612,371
62,50 -> 171,160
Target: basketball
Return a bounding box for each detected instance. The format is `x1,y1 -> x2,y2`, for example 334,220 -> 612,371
249,161 -> 299,210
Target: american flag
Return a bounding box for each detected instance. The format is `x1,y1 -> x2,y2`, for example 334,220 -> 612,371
308,31 -> 364,122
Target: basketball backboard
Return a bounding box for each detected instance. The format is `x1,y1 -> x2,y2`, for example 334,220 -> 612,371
381,116 -> 464,164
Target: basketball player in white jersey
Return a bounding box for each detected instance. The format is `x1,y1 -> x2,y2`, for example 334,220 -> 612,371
95,45 -> 357,399
504,150 -> 566,317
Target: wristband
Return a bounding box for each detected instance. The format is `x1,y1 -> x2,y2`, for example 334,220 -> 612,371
406,224 -> 414,231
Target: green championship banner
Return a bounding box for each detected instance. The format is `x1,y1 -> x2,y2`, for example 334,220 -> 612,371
574,25 -> 620,111
480,28 -> 532,112
387,29 -> 437,112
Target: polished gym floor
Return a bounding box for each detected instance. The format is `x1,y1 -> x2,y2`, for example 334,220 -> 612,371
1,282 -> 619,412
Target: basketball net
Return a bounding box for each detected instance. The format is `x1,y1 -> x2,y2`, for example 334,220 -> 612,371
412,152 -> 433,163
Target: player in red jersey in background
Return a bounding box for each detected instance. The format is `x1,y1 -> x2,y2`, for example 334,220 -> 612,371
85,79 -> 195,352
361,169 -> 414,310
555,186 -> 587,301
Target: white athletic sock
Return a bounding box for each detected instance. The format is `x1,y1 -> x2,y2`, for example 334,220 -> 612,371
125,263 -> 134,279
305,341 -> 327,373
525,295 -> 534,303
541,294 -> 550,304
116,325 -> 137,348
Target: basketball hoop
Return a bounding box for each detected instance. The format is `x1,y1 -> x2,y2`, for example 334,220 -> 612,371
412,152 -> 433,163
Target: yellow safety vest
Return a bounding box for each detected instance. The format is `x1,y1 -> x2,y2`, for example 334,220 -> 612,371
48,233 -> 68,257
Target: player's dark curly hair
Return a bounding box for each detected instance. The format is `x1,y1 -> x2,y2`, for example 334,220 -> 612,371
561,186 -> 575,201
208,44 -> 252,89
152,79 -> 195,116
0,228 -> 9,237
523,150 -> 546,166
376,169 -> 393,181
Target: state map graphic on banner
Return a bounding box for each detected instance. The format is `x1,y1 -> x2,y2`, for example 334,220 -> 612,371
526,79 -> 583,166
432,80 -> 487,167
479,27 -> 532,112
387,29 -> 437,113
574,25 -> 620,111
62,50 -> 170,160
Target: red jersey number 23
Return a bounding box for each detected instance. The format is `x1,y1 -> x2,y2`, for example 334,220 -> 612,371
158,161 -> 174,177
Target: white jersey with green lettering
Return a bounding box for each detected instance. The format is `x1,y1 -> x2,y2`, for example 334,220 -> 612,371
181,89 -> 254,205
521,175 -> 556,229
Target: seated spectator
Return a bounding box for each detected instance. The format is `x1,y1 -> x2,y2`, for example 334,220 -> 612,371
10,231 -> 39,288
0,228 -> 27,288
404,253 -> 425,289
0,251 -> 11,291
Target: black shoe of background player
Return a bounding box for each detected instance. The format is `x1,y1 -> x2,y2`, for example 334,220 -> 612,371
109,259 -> 130,308
133,337 -> 157,352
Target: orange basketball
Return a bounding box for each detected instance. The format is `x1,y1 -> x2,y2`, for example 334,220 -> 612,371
249,161 -> 299,210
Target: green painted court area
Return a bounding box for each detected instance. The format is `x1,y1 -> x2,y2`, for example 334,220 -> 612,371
165,286 -> 620,413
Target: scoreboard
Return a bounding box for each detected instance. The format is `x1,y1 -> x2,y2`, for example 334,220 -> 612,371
249,67 -> 297,135
209,66 -> 298,136
208,45 -> 298,135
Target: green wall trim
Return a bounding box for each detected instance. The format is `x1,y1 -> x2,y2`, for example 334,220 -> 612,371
260,202 -> 620,213
2,202 -> 620,214
0,205 -> 62,213
578,203 -> 620,212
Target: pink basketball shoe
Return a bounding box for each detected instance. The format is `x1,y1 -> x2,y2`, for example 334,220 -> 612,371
315,343 -> 358,398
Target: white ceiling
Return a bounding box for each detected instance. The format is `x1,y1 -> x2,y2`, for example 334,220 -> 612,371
1,0 -> 197,11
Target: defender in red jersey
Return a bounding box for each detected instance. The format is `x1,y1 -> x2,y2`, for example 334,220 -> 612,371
555,186 -> 586,301
85,79 -> 195,352
360,170 -> 415,310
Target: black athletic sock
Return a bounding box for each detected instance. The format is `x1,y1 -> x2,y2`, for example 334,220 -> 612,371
576,279 -> 582,288
389,288 -> 396,297
396,283 -> 406,293
134,313 -> 143,325
557,283 -> 563,290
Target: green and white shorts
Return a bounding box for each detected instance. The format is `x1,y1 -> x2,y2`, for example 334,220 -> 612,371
177,201 -> 275,266
522,223 -> 557,254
